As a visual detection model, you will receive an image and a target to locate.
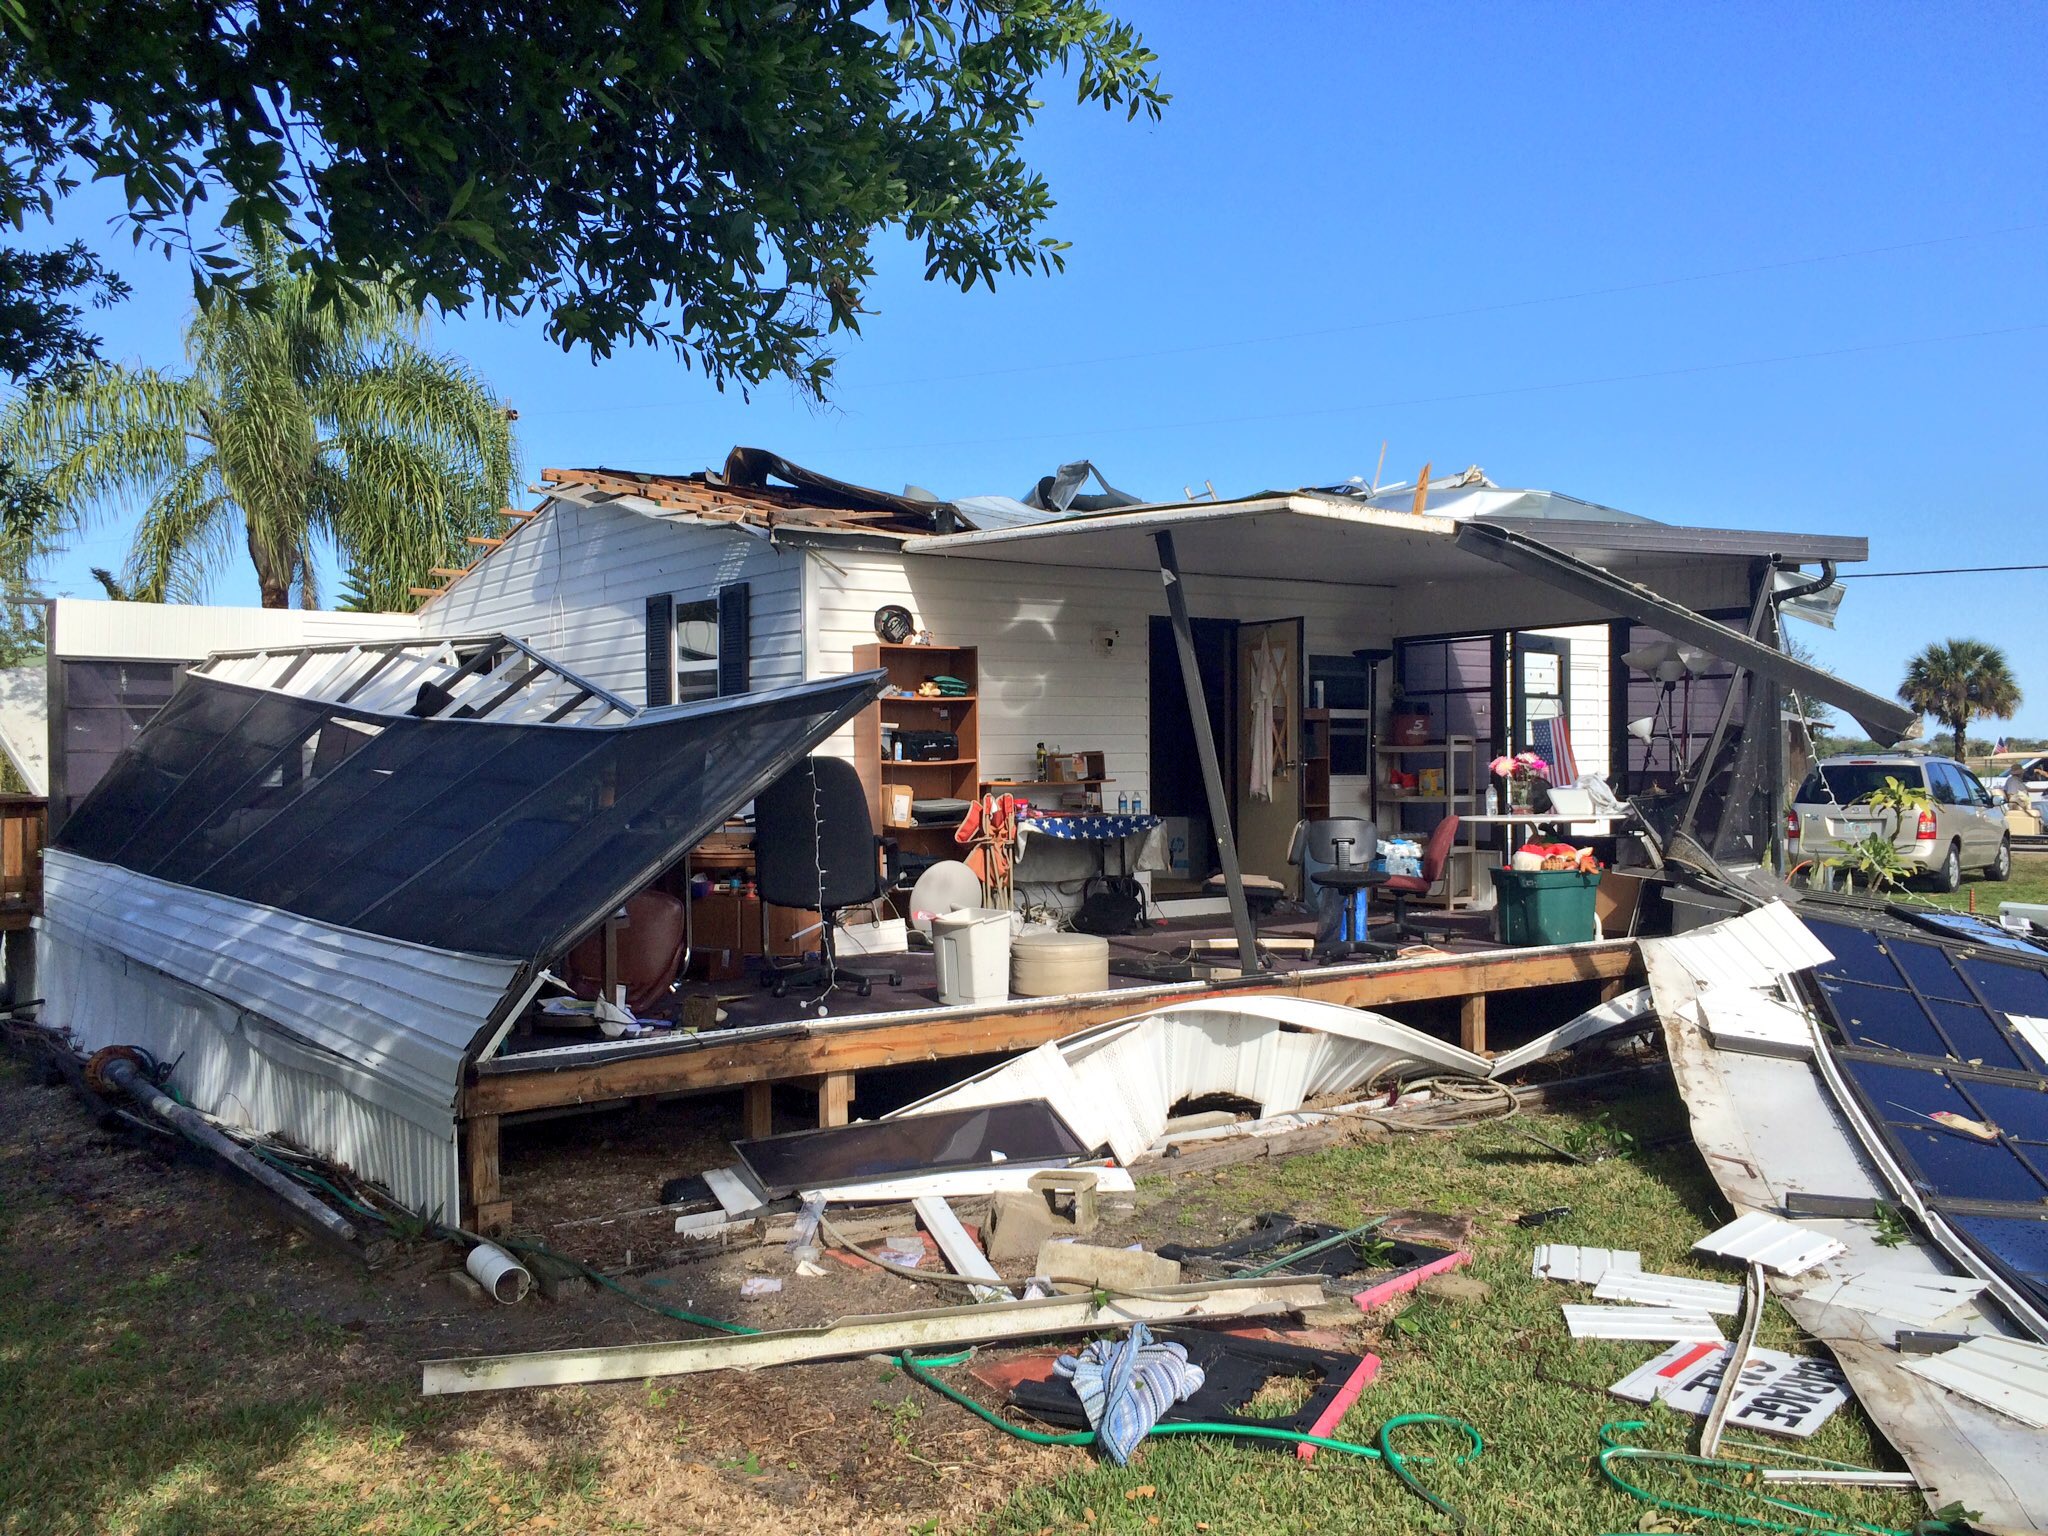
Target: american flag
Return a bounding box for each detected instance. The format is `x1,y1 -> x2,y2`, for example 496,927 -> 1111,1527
1530,715 -> 1578,785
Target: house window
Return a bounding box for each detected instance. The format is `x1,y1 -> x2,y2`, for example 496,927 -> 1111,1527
675,599 -> 720,704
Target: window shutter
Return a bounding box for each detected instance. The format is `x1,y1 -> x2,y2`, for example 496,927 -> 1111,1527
644,593 -> 674,707
717,583 -> 750,696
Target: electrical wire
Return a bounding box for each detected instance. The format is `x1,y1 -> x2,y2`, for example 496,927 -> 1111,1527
1837,563 -> 2048,579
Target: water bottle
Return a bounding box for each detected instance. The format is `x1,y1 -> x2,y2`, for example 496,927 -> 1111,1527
1131,792 -> 1144,816
1117,791 -> 1129,814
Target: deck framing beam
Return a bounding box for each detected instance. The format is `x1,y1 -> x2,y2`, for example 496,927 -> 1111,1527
462,942 -> 1638,1120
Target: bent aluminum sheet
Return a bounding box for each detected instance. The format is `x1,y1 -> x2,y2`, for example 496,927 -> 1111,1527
1563,1304 -> 1724,1343
1899,1335 -> 2048,1430
1533,1244 -> 1641,1286
890,990 -> 1656,1164
1648,914 -> 2048,1528
1695,1212 -> 1846,1277
1592,1270 -> 1743,1315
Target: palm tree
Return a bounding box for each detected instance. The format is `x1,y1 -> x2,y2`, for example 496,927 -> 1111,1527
0,243 -> 515,610
1899,639 -> 2023,759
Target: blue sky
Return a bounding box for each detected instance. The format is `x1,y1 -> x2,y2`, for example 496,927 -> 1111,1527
26,1 -> 2048,731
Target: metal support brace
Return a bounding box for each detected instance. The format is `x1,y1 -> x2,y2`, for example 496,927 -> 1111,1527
1155,531 -> 1263,971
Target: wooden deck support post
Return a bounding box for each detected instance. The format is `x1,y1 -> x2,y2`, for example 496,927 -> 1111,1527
1459,993 -> 1487,1055
463,1114 -> 510,1235
817,1071 -> 853,1127
742,1081 -> 775,1140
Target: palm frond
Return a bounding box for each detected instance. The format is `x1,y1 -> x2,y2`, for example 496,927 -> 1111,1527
123,454 -> 238,604
0,366 -> 209,542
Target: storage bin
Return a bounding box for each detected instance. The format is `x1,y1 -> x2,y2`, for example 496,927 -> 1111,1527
932,908 -> 1013,1005
1010,927 -> 1110,997
1489,866 -> 1600,946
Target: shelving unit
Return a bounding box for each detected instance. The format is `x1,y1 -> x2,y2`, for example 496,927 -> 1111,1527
1377,736 -> 1485,908
851,642 -> 979,875
1301,708 -> 1332,822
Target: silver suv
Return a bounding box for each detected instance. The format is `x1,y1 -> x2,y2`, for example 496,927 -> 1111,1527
1789,753 -> 2011,892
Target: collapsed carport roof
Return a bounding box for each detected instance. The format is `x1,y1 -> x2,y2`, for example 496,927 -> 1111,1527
901,493 -> 1911,744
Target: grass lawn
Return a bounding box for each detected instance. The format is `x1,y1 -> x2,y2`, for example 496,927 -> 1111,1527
982,1089 -> 1927,1536
2,1057 -> 1937,1536
1917,850 -> 2048,915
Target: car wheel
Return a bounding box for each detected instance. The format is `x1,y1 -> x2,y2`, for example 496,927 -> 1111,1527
1990,836 -> 2013,882
1929,841 -> 1962,893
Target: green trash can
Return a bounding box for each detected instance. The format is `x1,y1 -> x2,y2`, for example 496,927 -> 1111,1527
1489,866 -> 1600,946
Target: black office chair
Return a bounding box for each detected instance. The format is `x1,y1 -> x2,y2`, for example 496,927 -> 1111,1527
1288,817 -> 1390,961
754,756 -> 902,999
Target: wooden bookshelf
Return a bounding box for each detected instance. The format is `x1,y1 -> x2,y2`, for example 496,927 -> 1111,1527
852,642 -> 979,876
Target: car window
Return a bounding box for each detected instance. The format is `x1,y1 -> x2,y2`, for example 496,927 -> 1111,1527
1798,764 -> 1925,803
1926,763 -> 1960,805
1961,770 -> 1996,807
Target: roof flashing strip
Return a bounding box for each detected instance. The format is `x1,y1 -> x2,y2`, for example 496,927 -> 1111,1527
1452,521 -> 1915,744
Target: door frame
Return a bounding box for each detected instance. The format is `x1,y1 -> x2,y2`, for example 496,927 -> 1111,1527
1510,632 -> 1570,755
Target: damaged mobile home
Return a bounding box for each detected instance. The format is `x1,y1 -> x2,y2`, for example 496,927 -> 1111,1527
30,447 -> 1922,1231
28,446 -> 2048,1528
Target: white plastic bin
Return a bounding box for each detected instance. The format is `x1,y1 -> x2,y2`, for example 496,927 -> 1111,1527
932,908 -> 1014,1005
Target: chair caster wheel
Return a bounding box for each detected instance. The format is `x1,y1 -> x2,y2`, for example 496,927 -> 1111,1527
856,981 -> 873,998
887,971 -> 903,987
771,983 -> 787,999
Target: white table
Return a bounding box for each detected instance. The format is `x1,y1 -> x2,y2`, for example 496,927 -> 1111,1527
1458,811 -> 1633,846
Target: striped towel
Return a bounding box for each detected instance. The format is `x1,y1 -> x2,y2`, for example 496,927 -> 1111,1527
1054,1323 -> 1207,1464
1531,714 -> 1578,785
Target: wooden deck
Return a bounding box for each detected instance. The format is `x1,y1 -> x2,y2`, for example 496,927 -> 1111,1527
457,936 -> 1642,1230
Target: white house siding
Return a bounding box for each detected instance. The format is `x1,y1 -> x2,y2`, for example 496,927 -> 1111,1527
416,499 -> 807,705
49,598 -> 418,662
802,546 -> 1397,806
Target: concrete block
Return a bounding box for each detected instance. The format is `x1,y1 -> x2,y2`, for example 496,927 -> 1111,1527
1038,1240 -> 1182,1293
988,1192 -> 1078,1265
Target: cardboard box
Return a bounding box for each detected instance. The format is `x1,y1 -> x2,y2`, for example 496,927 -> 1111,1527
883,783 -> 914,827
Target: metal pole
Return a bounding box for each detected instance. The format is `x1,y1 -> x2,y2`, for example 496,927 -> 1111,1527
100,1055 -> 366,1251
1154,531 -> 1263,970
1677,562 -> 1777,841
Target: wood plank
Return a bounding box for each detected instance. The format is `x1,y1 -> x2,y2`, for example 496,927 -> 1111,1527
463,1114 -> 502,1230
465,535 -> 506,550
463,944 -> 1640,1117
422,1278 -> 1327,1395
428,566 -> 472,579
742,1081 -> 774,1141
1460,993 -> 1487,1055
913,1196 -> 1008,1301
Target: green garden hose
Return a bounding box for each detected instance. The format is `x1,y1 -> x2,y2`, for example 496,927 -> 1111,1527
896,1348 -> 1485,1526
1597,1420 -> 1914,1536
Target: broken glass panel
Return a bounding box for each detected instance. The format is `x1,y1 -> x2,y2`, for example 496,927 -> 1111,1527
731,1100 -> 1089,1198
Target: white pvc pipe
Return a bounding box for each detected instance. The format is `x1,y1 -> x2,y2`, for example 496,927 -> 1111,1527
466,1241 -> 532,1304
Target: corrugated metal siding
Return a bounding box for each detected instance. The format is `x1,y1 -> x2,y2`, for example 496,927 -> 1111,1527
803,547 -> 1395,797
416,500 -> 804,705
38,930 -> 462,1217
49,599 -> 419,661
40,851 -> 518,1109
1390,557 -> 1755,638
